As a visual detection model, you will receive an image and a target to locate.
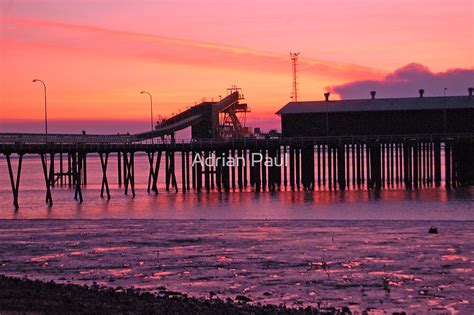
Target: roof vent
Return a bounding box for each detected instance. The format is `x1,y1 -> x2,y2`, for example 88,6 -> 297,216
324,92 -> 330,101
469,87 -> 473,97
370,91 -> 376,100
418,89 -> 424,98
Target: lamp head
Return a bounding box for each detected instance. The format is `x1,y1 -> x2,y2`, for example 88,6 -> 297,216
140,91 -> 146,94
32,79 -> 37,82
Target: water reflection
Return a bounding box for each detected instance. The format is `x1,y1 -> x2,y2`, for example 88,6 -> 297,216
0,156 -> 472,220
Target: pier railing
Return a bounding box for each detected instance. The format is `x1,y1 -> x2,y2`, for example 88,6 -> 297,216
1,132 -> 473,145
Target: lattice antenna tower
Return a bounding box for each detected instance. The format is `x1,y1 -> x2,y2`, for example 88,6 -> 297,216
290,52 -> 300,101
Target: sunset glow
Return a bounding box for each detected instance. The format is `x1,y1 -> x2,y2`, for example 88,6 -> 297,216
1,0 -> 472,133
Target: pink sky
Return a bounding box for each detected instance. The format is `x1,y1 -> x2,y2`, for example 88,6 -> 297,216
1,0 -> 472,133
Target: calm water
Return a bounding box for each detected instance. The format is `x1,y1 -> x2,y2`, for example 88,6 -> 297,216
0,155 -> 473,313
0,154 -> 472,220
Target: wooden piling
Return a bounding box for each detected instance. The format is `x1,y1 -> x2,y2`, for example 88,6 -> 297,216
196,152 -> 202,192
231,149 -> 236,190
237,149 -> 243,190
283,146 -> 288,187
317,145 -> 321,188
289,147 -> 295,190
192,151 -> 197,189
5,154 -> 23,210
82,154 -> 87,185
68,153 -> 72,187
59,153 -> 64,186
74,153 -> 83,202
332,146 -> 337,191
365,143 -> 371,189
117,152 -> 122,187
328,146 -> 332,190
322,145 -> 326,188
413,143 -> 419,189
147,152 -> 154,193
181,151 -> 186,193
295,148 -> 301,190
351,143 -> 356,188
204,151 -> 210,191
301,145 -> 315,190
40,153 -> 53,205
345,144 -> 350,188
370,143 -> 381,190
337,145 -> 345,190
186,151 -> 191,190
243,149 -> 248,188
357,143 -> 362,188
151,151 -> 162,194
361,144 -> 365,185
261,149 -> 267,191
99,152 -> 110,200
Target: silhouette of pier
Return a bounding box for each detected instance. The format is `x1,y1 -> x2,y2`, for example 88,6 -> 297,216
1,134 -> 474,209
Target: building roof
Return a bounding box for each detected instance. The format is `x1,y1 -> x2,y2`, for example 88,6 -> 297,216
276,96 -> 474,115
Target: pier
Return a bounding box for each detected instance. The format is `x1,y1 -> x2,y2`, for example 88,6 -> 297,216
1,134 -> 474,209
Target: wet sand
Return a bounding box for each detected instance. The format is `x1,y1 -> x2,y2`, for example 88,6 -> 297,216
0,219 -> 472,313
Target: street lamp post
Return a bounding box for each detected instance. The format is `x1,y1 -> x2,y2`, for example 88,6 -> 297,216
32,79 -> 48,143
140,91 -> 154,144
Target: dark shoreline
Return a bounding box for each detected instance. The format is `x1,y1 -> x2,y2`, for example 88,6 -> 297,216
0,276 -> 354,314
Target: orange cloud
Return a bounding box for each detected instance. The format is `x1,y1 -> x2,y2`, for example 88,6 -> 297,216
1,17 -> 383,80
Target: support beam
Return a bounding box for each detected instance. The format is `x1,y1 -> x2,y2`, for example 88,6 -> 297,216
186,151 -> 190,190
171,151 -> 178,192
123,152 -> 135,197
59,153 -> 64,186
204,151 -> 210,191
322,145 -> 326,188
337,145 -> 345,190
100,152 -> 110,200
295,148 -> 301,190
231,149 -> 236,191
49,153 -> 55,187
147,152 -> 155,193
328,146 -> 332,190
82,153 -> 87,185
5,154 -> 23,210
152,151 -> 162,194
68,153 -> 72,187
165,150 -> 170,191
130,152 -> 136,197
192,151 -> 197,189
352,144 -> 356,188
403,143 -> 411,189
237,149 -> 243,190
117,152 -> 122,187
261,149 -> 267,191
317,145 -> 321,188
283,146 -> 288,187
40,153 -> 53,206
181,151 -> 186,193
243,149 -> 248,188
289,147 -> 295,190
74,153 -> 83,203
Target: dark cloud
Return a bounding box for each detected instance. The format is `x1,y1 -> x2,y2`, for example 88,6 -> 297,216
327,63 -> 474,99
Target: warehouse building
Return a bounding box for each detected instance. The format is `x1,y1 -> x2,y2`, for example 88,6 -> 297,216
276,89 -> 474,137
